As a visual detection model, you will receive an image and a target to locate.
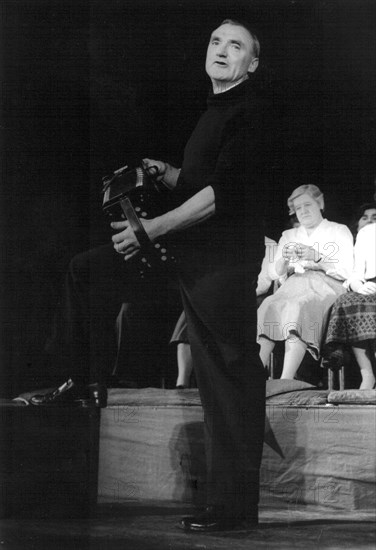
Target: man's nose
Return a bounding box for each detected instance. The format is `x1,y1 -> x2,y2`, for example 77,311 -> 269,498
217,44 -> 227,57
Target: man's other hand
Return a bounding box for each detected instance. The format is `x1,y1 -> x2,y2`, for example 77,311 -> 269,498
111,220 -> 140,261
111,219 -> 159,261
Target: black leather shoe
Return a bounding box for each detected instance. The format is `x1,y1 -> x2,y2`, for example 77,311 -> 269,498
30,379 -> 107,408
30,379 -> 76,405
179,506 -> 258,532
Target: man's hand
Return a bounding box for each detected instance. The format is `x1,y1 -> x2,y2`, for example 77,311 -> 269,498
142,158 -> 180,190
111,185 -> 216,261
111,219 -> 157,261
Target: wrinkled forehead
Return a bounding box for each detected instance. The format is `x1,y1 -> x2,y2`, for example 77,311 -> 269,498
209,23 -> 255,52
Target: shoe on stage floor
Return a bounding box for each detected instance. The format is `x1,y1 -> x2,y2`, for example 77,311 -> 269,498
179,506 -> 258,532
29,379 -> 107,407
30,379 -> 76,405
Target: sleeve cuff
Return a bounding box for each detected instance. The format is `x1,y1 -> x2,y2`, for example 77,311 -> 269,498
210,182 -> 228,218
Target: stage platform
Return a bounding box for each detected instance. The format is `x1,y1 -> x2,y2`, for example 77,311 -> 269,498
1,501 -> 375,550
98,381 -> 376,520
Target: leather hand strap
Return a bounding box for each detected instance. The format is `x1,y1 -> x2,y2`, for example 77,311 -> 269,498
120,197 -> 152,250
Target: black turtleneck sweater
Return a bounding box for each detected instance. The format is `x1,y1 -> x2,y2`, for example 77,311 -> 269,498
174,77 -> 273,271
174,77 -> 275,342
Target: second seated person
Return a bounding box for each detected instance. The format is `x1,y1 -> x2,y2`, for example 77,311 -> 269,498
324,218 -> 376,389
257,184 -> 354,380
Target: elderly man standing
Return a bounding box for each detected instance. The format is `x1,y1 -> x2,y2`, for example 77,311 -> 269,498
112,19 -> 275,531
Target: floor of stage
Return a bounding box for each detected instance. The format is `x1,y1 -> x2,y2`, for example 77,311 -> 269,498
1,501 -> 375,550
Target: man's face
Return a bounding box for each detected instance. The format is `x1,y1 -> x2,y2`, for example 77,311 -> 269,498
205,23 -> 258,92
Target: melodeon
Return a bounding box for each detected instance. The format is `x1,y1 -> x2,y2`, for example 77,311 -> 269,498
102,164 -> 179,277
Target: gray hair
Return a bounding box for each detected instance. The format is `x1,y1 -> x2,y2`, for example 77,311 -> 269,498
220,18 -> 260,58
287,184 -> 324,215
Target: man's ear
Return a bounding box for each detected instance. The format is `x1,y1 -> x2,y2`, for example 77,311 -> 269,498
248,57 -> 259,73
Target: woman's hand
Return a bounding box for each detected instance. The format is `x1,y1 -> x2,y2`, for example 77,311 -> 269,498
282,243 -> 318,262
356,281 -> 376,295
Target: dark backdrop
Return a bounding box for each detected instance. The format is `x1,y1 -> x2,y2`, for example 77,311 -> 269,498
1,0 -> 375,395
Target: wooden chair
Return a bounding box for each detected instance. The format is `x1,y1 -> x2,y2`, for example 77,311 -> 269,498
327,365 -> 345,391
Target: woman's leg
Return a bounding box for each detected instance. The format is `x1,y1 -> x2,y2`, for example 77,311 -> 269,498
352,343 -> 376,389
170,311 -> 193,388
280,335 -> 307,379
176,342 -> 193,388
259,337 -> 276,368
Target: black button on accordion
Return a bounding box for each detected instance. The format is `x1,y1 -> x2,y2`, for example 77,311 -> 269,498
102,164 -> 178,277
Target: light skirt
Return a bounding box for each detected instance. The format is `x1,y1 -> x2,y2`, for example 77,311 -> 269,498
257,271 -> 346,359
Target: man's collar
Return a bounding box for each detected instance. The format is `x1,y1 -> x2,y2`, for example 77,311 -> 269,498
211,74 -> 249,95
207,76 -> 253,104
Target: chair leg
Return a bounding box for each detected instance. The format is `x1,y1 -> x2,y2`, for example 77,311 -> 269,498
328,368 -> 334,391
339,366 -> 345,390
269,353 -> 274,379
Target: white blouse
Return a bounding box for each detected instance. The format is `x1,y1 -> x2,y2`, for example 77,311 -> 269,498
268,219 -> 354,282
256,237 -> 277,296
347,223 -> 376,284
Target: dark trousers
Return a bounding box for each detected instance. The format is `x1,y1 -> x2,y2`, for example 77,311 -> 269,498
47,243 -> 180,385
48,243 -> 265,519
179,268 -> 266,520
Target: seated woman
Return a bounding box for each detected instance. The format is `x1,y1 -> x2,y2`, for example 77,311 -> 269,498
257,184 -> 354,380
349,202 -> 376,238
324,212 -> 376,390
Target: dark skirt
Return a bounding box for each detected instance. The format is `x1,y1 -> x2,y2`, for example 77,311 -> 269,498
325,291 -> 376,346
169,310 -> 188,345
